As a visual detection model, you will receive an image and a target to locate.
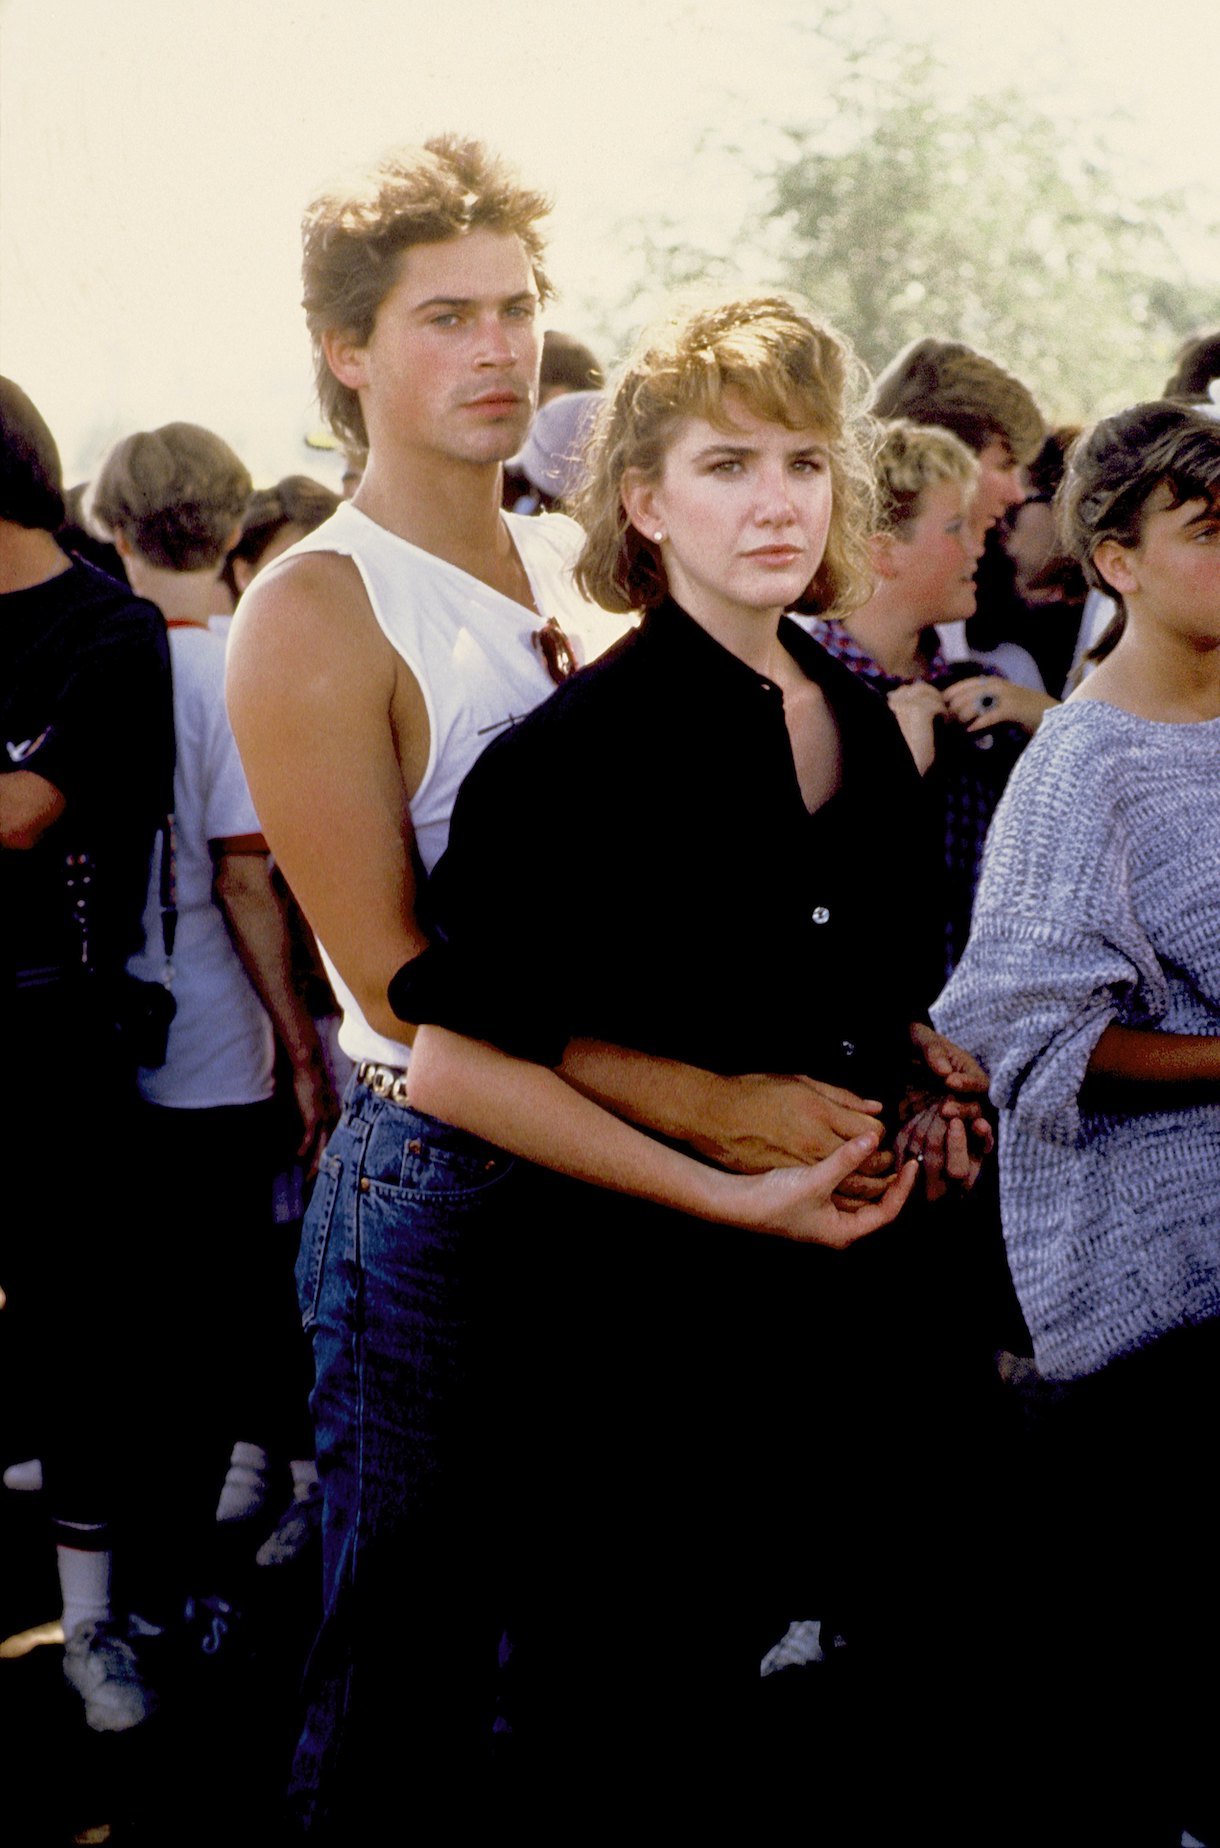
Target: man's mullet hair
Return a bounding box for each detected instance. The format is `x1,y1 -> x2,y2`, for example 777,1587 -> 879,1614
302,134 -> 553,452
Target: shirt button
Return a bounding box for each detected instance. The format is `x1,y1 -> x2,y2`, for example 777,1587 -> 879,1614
812,905 -> 830,924
841,1039 -> 856,1057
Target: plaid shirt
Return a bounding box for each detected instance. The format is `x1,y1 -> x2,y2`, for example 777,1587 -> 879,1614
806,619 -> 1029,981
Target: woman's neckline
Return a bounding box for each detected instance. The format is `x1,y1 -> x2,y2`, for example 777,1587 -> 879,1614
1062,692 -> 1220,730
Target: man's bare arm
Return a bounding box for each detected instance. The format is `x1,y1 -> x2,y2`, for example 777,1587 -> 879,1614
226,553 -> 430,1047
0,769 -> 66,851
558,1041 -> 895,1199
229,551 -> 903,1203
410,1026 -> 917,1248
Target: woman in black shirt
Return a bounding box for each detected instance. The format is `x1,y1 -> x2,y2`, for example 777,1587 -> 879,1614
392,294 -> 993,1804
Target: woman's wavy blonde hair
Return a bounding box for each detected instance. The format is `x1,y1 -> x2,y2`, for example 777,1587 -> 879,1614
573,294 -> 877,617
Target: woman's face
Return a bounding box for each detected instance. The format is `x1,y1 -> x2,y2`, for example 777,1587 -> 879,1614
1098,487 -> 1220,639
889,479 -> 981,625
624,390 -> 834,626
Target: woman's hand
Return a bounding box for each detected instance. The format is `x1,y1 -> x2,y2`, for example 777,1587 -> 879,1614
900,1023 -> 994,1200
940,676 -> 1057,736
733,1134 -> 919,1248
886,681 -> 948,774
892,1104 -> 987,1202
908,1021 -> 989,1100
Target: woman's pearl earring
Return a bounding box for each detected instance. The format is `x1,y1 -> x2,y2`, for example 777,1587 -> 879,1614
654,530 -> 665,543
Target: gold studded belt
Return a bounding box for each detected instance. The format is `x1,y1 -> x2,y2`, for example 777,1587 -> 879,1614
355,1060 -> 413,1108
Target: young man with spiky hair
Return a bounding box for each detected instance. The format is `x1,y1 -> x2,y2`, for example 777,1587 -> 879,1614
871,336 -> 1045,537
871,335 -> 1064,709
230,135 -> 617,1830
228,138 -> 982,1829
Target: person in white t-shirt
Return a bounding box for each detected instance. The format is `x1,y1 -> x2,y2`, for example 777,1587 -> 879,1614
78,423 -> 335,1730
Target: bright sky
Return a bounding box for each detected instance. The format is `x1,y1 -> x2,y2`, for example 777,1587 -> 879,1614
2,0 -> 1218,486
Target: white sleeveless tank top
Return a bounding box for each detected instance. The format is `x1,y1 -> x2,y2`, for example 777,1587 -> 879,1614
265,501 -> 627,1068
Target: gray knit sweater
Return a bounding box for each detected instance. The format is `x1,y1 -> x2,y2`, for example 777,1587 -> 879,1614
932,697 -> 1220,1381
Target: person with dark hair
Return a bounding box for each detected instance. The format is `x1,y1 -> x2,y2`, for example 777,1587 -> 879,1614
222,474 -> 340,602
996,425 -> 1088,697
57,481 -> 128,582
0,377 -> 68,531
1162,328 -> 1220,403
538,327 -> 603,404
934,400 -> 1220,1842
0,379 -> 174,1728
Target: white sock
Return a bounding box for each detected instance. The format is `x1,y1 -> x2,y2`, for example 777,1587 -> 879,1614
57,1542 -> 112,1639
288,1458 -> 320,1503
215,1441 -> 271,1523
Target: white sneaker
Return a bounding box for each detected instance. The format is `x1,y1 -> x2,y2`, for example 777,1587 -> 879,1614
63,1620 -> 159,1732
3,1457 -> 43,1493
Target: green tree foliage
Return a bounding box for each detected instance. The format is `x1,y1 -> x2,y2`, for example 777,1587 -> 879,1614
767,41 -> 1215,418
594,25 -> 1218,423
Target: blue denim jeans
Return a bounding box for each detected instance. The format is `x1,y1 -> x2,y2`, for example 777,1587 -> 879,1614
290,1074 -> 523,1836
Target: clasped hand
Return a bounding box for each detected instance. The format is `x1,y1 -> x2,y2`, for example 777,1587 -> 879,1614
693,1022 -> 992,1211
894,1022 -> 993,1202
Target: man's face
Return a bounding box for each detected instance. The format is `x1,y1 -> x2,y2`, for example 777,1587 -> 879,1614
969,437 -> 1027,537
332,228 -> 541,465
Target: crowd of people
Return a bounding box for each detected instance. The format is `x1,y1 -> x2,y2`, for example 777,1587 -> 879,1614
3,129 -> 1220,1845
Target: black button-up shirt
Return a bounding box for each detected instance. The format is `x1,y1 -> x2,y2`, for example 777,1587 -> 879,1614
394,597 -> 938,1109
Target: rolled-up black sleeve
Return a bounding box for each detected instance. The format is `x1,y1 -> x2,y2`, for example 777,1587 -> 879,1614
387,718 -> 576,1067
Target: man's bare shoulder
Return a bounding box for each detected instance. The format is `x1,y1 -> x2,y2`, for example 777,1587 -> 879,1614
226,552 -> 408,754
226,542 -> 430,801
229,550 -> 386,684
